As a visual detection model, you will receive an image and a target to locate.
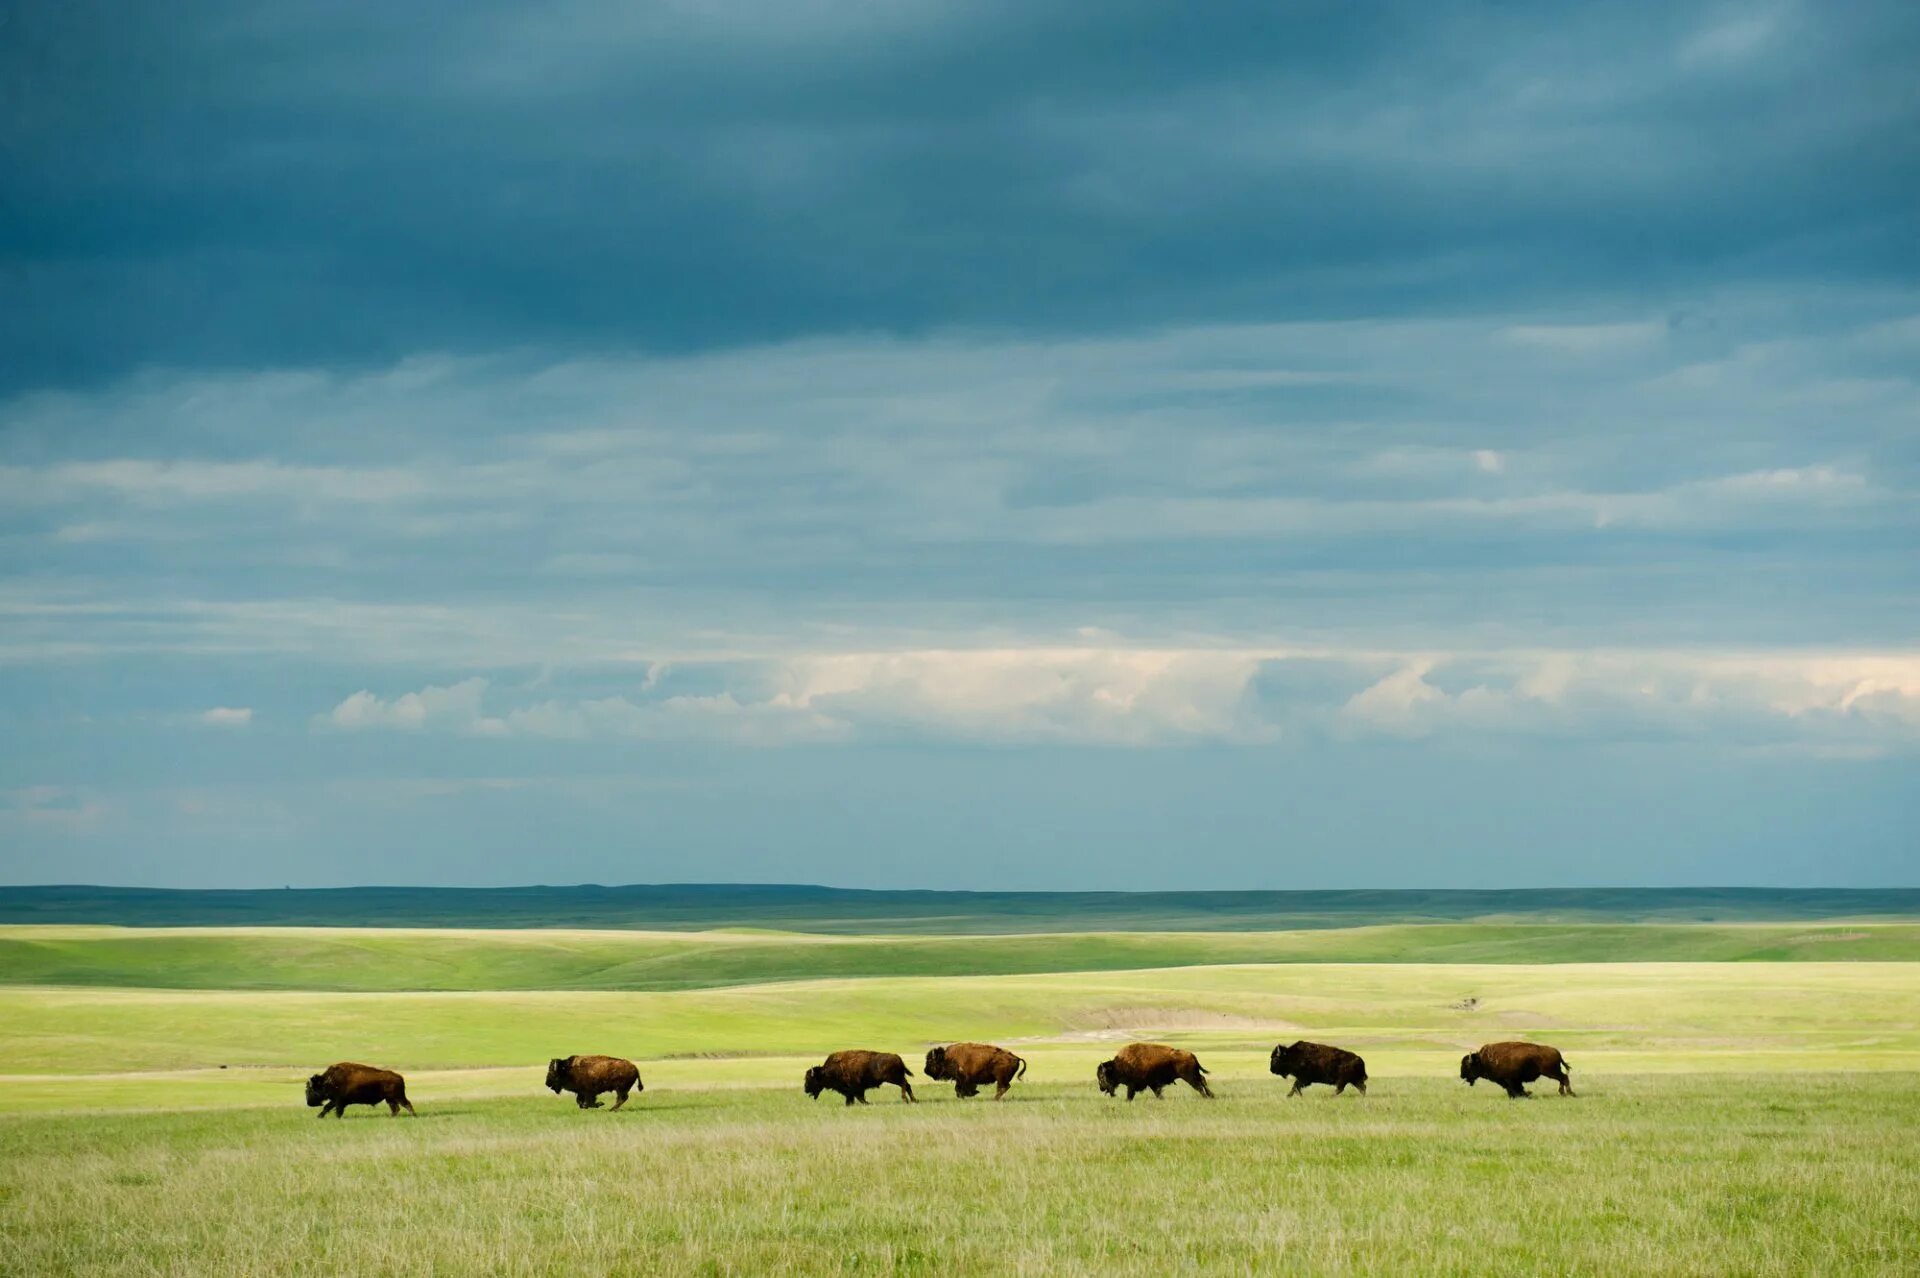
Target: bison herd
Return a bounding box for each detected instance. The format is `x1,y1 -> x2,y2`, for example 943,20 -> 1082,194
304,1038 -> 1576,1116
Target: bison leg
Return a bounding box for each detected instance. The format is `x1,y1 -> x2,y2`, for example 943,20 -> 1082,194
1125,1086 -> 1138,1101
610,1088 -> 629,1112
993,1079 -> 1011,1100
1353,1080 -> 1367,1096
1553,1070 -> 1573,1097
1286,1080 -> 1303,1097
315,1100 -> 335,1119
1505,1083 -> 1530,1099
898,1080 -> 916,1103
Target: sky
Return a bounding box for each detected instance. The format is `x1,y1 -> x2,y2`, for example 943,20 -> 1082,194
1,0 -> 1916,890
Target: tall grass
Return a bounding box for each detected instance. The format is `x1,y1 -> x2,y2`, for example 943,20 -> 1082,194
1,1078 -> 1913,1275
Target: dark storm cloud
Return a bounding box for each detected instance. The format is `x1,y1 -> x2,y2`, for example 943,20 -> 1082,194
4,0 -> 1916,389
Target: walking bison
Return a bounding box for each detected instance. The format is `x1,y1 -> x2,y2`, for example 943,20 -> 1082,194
1095,1042 -> 1213,1101
923,1042 -> 1027,1099
545,1054 -> 643,1111
1460,1041 -> 1574,1098
803,1050 -> 916,1105
304,1062 -> 415,1118
1269,1040 -> 1368,1096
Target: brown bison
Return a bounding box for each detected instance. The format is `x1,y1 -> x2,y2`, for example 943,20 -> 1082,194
304,1062 -> 415,1118
804,1050 -> 916,1105
923,1042 -> 1028,1100
1095,1042 -> 1213,1101
1269,1040 -> 1368,1096
546,1054 -> 643,1111
1460,1041 -> 1574,1098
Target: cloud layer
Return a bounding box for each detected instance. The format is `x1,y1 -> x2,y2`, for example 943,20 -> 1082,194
4,1 -> 1916,389
315,646 -> 1920,753
3,3 -> 1915,888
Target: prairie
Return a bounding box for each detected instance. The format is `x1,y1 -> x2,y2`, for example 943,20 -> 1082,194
4,921 -> 1919,991
1,1079 -> 1915,1275
2,959 -> 1916,1107
2,917 -> 1916,1274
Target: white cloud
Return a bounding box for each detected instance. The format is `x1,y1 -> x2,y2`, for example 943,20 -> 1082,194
305,645 -> 1920,751
3,304 -> 1914,673
1339,660 -> 1447,737
1335,649 -> 1920,749
320,678 -> 507,736
198,706 -> 253,728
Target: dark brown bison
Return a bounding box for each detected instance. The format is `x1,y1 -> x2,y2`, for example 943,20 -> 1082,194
1460,1041 -> 1574,1098
304,1062 -> 415,1118
1269,1040 -> 1368,1096
1095,1042 -> 1213,1101
804,1050 -> 916,1105
546,1054 -> 643,1111
923,1042 -> 1027,1099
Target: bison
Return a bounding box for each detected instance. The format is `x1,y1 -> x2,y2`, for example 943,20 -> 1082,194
304,1062 -> 415,1118
1460,1041 -> 1574,1098
1269,1040 -> 1368,1096
804,1050 -> 916,1105
545,1054 -> 643,1111
923,1042 -> 1028,1100
1095,1042 -> 1213,1101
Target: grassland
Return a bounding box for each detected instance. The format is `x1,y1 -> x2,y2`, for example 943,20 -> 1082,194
3,958 -> 1917,1105
2,1079 -> 1915,1275
3,921 -> 1916,992
2,910 -> 1916,1274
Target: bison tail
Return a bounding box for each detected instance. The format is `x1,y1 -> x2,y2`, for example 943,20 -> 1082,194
1197,1064 -> 1209,1075
1015,1056 -> 1028,1079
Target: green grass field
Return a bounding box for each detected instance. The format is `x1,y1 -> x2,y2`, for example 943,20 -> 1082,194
2,1079 -> 1915,1275
2,916 -> 1917,1274
5,921 -> 1918,991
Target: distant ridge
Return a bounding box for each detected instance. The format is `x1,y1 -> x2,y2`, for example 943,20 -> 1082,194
2,884 -> 1916,933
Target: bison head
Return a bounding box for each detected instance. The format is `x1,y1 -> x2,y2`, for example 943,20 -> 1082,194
803,1066 -> 826,1099
1095,1060 -> 1118,1096
546,1058 -> 571,1093
1460,1053 -> 1481,1085
304,1074 -> 326,1107
1269,1044 -> 1295,1077
923,1046 -> 949,1079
